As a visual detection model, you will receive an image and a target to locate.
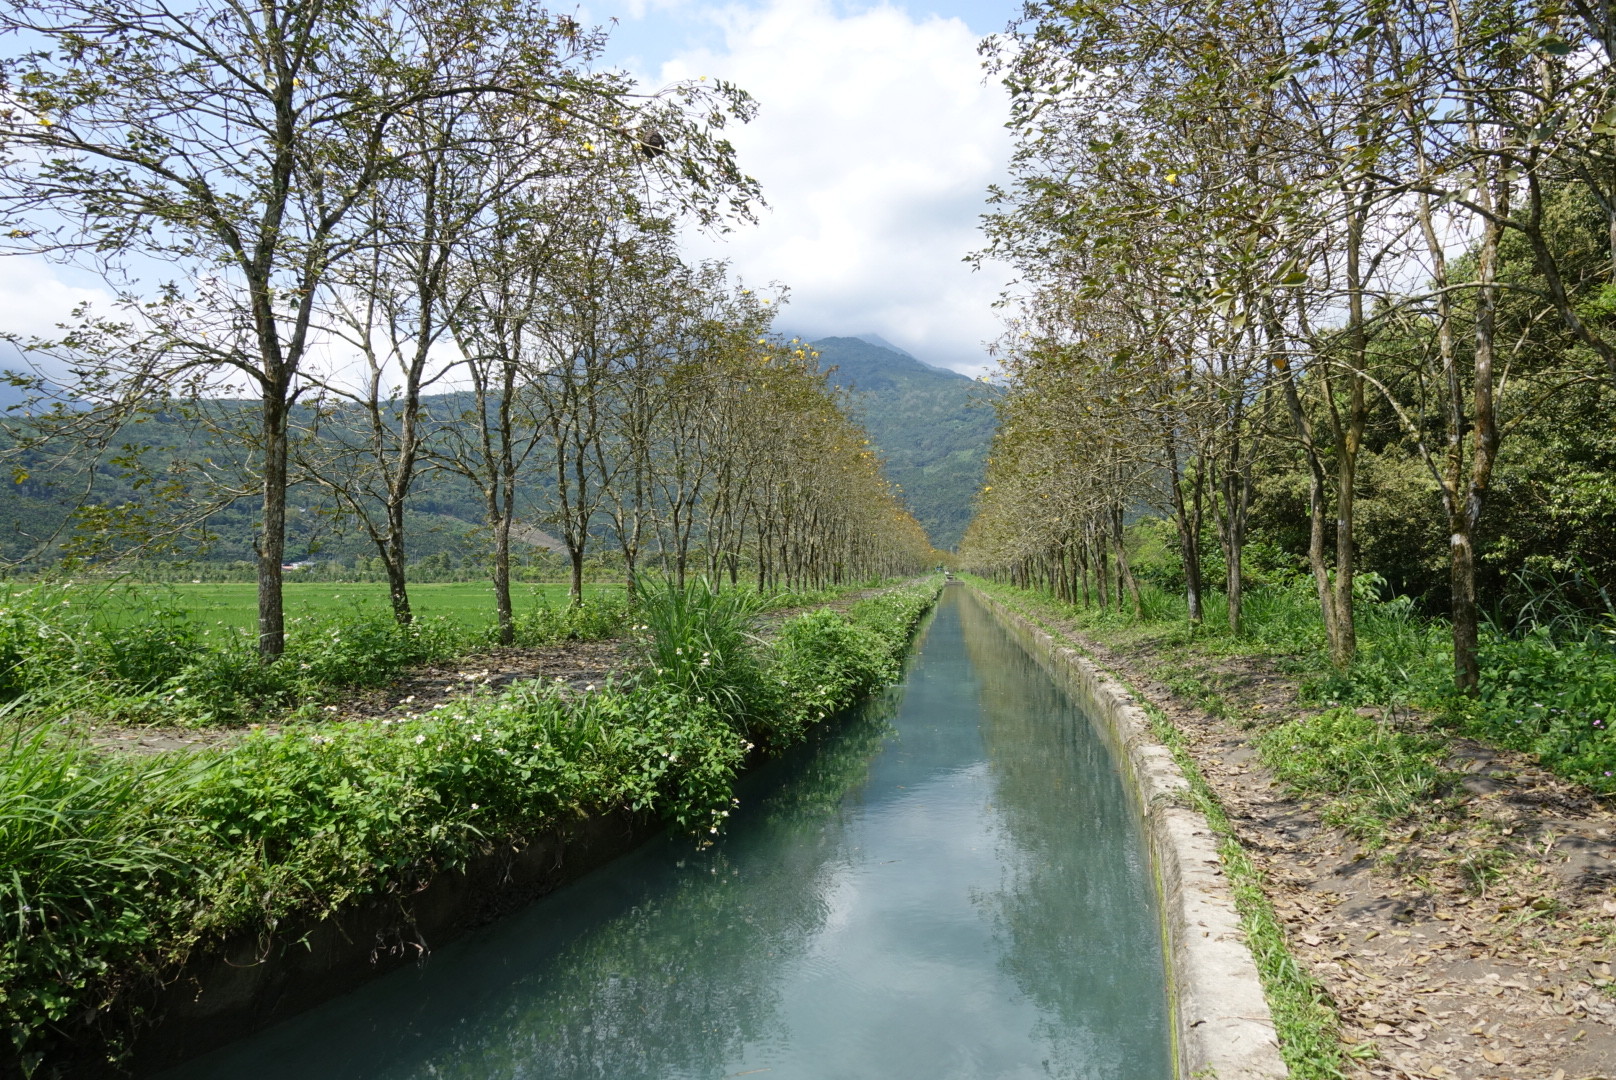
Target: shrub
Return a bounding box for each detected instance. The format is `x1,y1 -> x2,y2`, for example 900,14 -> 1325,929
508,593 -> 629,647
286,611 -> 465,690
161,646 -> 300,725
762,609 -> 886,746
1465,628 -> 1616,791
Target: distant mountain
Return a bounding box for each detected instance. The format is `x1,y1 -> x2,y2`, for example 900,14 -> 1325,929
0,339 -> 996,564
850,334 -> 959,375
812,336 -> 995,551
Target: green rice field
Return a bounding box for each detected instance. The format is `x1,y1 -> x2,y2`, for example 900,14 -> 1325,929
87,581 -> 624,632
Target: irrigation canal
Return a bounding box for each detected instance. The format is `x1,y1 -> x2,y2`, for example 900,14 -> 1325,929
159,586 -> 1172,1079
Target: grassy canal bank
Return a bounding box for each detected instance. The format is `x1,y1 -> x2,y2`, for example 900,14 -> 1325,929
3,577 -> 942,1077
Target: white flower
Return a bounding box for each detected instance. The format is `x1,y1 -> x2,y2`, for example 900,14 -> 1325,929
415,734 -> 426,744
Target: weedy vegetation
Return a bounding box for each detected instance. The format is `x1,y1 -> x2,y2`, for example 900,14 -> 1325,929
0,576 -> 939,1075
0,581 -> 631,726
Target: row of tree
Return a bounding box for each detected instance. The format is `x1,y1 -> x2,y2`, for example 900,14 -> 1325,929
0,0 -> 936,655
963,0 -> 1616,691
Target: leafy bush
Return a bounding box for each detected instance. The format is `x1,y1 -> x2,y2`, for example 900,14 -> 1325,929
748,583 -> 938,747
762,609 -> 887,745
86,607 -> 201,692
508,593 -> 628,647
1463,627 -> 1616,791
286,611 -> 465,689
161,646 -> 300,725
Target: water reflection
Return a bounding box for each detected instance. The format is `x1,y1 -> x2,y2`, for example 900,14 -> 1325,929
161,695 -> 896,1080
160,591 -> 1169,1080
959,593 -> 1170,1075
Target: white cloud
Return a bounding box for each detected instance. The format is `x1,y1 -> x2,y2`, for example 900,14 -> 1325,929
0,259 -> 117,383
640,0 -> 1014,374
0,259 -> 112,343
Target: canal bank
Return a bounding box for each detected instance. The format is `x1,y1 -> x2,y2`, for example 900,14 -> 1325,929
969,584 -> 1288,1080
17,583 -> 940,1080
152,585 -> 1182,1080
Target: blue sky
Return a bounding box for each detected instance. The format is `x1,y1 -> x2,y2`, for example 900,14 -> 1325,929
585,0 -> 1026,372
598,0 -> 1021,63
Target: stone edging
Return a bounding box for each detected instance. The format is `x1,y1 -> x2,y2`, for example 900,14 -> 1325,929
969,585 -> 1288,1080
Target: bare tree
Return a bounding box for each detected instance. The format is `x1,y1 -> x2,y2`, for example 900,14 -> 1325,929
0,0 -> 759,655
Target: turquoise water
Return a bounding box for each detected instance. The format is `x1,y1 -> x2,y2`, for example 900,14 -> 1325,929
159,587 -> 1170,1079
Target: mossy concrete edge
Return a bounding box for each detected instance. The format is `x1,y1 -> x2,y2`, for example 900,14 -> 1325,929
970,586 -> 1287,1080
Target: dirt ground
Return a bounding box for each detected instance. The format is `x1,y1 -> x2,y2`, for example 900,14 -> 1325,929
86,586 -> 903,757
88,639 -> 630,755
1041,610 -> 1616,1079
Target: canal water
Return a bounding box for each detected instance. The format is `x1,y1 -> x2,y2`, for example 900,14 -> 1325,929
160,587 -> 1171,1080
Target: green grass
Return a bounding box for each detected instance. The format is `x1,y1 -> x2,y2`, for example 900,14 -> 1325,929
0,581 -> 635,728
89,581 -> 623,632
1255,707 -> 1450,845
989,570 -> 1616,793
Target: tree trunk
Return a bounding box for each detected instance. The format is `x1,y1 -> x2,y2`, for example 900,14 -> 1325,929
1096,540 -> 1111,610
491,495 -> 514,646
1450,522 -> 1482,691
1112,505 -> 1142,618
1164,430 -> 1205,624
1451,187 -> 1506,693
257,392 -> 289,659
383,524 -> 412,625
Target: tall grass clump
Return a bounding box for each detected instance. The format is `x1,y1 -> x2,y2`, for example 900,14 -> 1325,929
0,719 -> 207,1073
635,579 -> 769,725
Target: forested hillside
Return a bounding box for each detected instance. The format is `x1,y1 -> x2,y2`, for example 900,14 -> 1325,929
813,336 -> 995,550
0,337 -> 993,564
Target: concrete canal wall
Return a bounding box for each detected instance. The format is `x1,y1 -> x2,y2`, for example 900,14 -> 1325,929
970,584 -> 1288,1080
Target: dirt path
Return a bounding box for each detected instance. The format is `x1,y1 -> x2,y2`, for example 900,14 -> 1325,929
88,638 -> 630,755
87,584 -> 909,756
1034,609 -> 1616,1080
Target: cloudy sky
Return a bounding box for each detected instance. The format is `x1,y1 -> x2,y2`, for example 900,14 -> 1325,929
592,0 -> 1024,374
